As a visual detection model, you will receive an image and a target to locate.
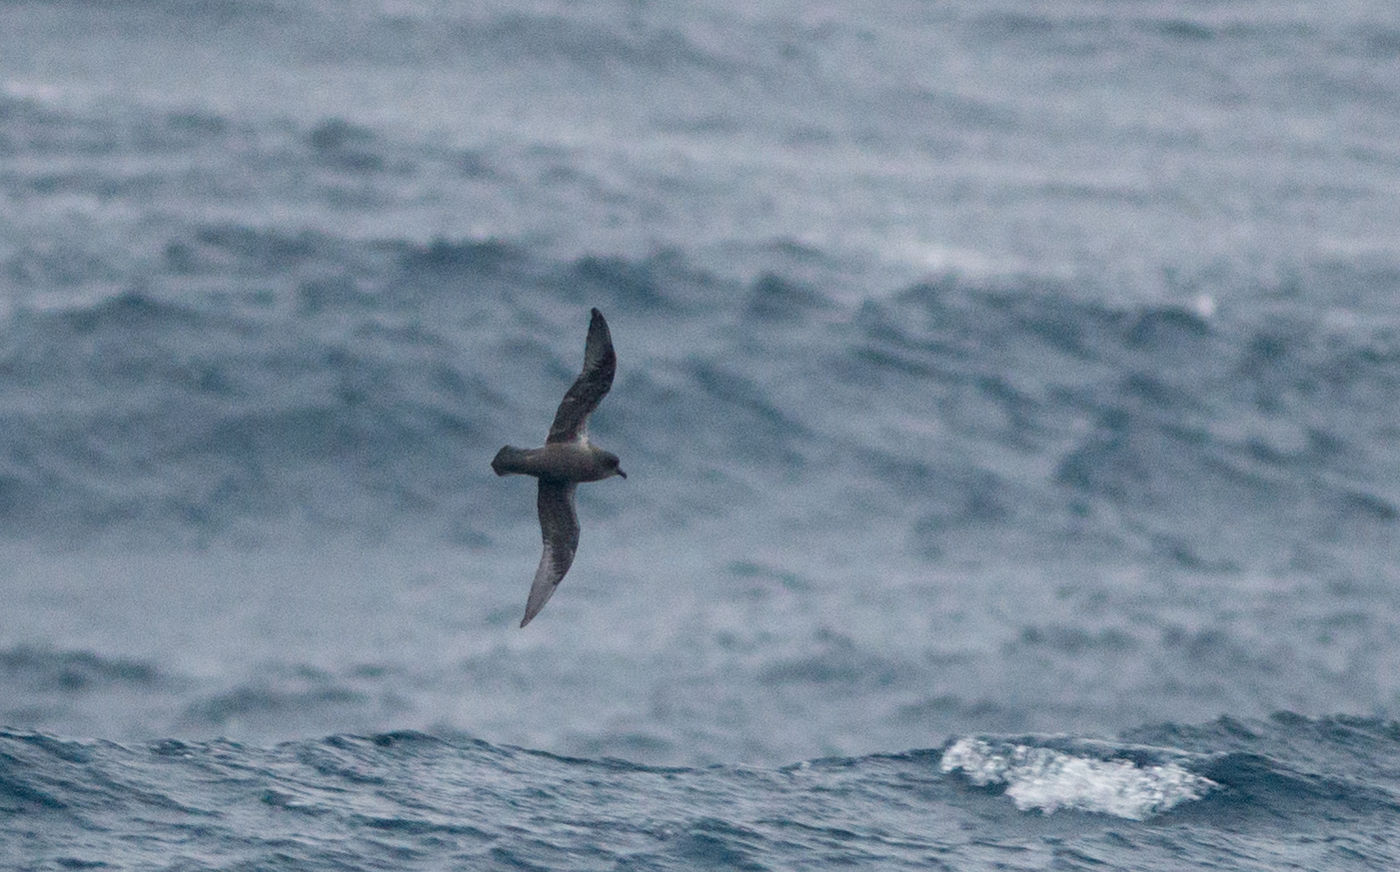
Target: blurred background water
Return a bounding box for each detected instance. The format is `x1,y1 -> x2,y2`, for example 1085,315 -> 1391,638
3,1 -> 1400,869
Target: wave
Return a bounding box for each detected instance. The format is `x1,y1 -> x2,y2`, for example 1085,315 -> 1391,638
937,719 -> 1400,826
937,735 -> 1216,819
0,235 -> 1394,562
1,232 -> 1398,568
0,645 -> 165,692
2,714 -> 1398,870
181,671 -> 369,731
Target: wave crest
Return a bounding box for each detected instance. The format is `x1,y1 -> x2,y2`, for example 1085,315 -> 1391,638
939,736 -> 1217,819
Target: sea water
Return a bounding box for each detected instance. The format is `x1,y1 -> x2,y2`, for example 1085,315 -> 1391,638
3,2 -> 1400,869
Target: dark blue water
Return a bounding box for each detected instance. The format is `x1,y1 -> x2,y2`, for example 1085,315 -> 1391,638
3,1 -> 1400,868
4,716 -> 1399,870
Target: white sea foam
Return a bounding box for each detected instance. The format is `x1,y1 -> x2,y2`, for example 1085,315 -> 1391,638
939,737 -> 1217,820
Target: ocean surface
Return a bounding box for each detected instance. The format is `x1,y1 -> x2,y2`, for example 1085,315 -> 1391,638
3,1 -> 1400,868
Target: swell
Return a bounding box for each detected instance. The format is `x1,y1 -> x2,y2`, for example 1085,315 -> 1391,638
0,645 -> 166,692
3,713 -> 1397,838
839,276 -> 1400,569
1,232 -> 1397,568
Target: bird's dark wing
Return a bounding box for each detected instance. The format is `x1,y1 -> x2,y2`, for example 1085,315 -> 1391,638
520,480 -> 579,627
546,308 -> 616,444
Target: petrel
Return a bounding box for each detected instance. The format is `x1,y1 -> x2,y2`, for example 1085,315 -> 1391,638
491,308 -> 627,627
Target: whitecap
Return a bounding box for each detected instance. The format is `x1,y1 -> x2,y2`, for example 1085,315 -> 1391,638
939,736 -> 1217,820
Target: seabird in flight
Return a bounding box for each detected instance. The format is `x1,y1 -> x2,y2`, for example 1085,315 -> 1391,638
491,308 -> 626,627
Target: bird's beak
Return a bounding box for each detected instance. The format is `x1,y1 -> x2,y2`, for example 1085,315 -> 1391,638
617,468 -> 627,479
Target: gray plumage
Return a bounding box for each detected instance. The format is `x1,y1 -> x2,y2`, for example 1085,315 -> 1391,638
492,308 -> 626,627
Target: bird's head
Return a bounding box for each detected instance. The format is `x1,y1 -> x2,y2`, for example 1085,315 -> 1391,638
601,450 -> 626,479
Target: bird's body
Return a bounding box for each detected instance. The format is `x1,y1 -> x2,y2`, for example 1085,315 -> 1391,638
492,308 -> 626,627
491,442 -> 622,483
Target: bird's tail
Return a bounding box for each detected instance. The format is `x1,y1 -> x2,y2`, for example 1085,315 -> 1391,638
491,446 -> 530,476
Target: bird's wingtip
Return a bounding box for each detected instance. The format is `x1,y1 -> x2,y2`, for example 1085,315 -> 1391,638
520,582 -> 551,628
